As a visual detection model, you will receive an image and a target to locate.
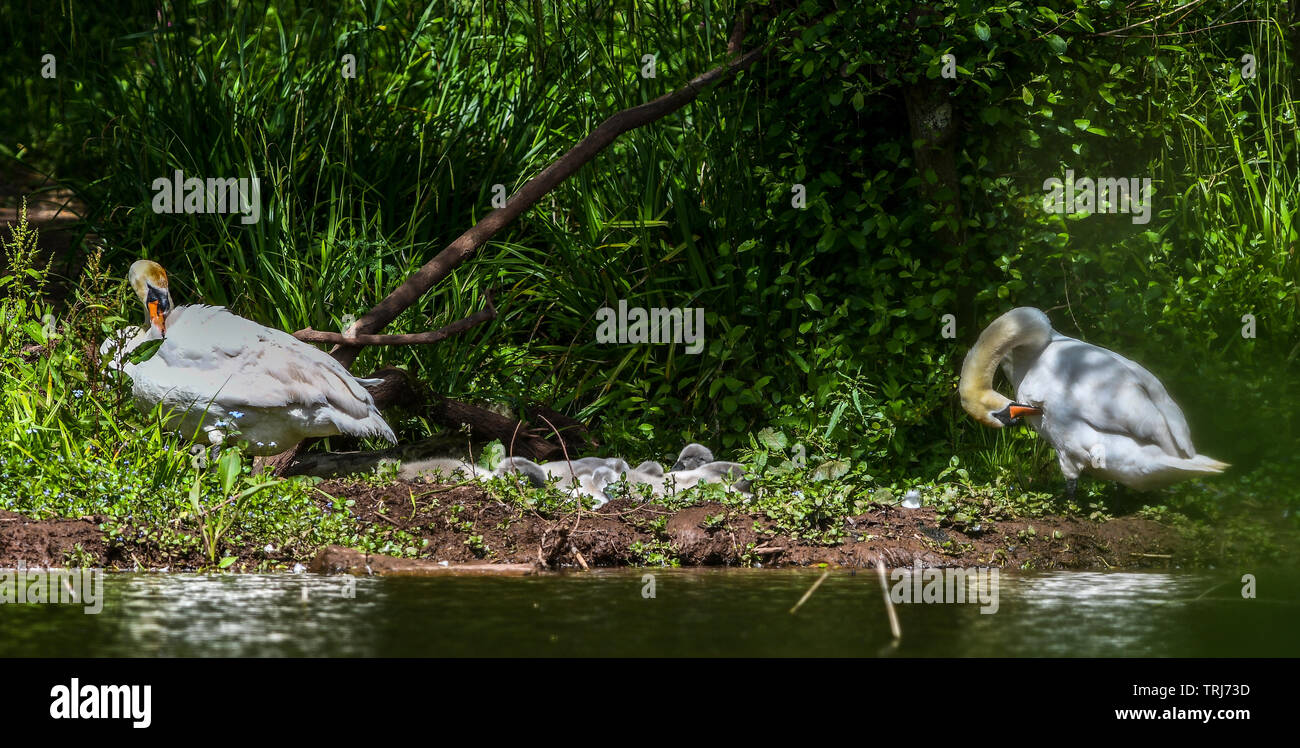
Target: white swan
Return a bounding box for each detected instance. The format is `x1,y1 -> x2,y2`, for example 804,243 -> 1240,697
100,259 -> 396,456
959,307 -> 1227,498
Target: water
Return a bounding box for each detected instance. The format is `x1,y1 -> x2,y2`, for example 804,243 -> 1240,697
1,568 -> 1294,657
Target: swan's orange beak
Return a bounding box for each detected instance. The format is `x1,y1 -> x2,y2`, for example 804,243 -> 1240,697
144,283 -> 171,338
1008,404 -> 1041,420
147,299 -> 167,337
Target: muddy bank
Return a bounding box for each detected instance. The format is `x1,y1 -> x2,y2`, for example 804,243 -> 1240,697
314,480 -> 1186,571
0,510 -> 105,567
0,480 -> 1191,572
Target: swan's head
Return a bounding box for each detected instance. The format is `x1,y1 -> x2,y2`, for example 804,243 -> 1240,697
128,259 -> 172,337
962,387 -> 1041,429
959,307 -> 1052,429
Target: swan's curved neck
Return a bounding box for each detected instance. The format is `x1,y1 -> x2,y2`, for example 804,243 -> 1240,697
959,307 -> 1053,418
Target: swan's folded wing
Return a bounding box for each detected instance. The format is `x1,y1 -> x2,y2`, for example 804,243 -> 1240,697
1111,354 -> 1196,457
1060,342 -> 1196,458
148,305 -> 381,423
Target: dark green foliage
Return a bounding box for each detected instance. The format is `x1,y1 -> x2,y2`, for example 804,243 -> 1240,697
2,0 -> 1297,527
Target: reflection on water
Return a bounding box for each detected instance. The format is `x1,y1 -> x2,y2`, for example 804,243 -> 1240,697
0,568 -> 1294,657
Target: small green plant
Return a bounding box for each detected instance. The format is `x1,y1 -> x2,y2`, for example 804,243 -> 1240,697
61,543 -> 96,569
629,539 -> 679,567
188,450 -> 279,566
464,534 -> 490,558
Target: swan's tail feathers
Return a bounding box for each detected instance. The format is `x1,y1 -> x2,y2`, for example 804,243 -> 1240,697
370,416 -> 398,444
353,377 -> 384,387
1166,454 -> 1229,475
340,411 -> 397,444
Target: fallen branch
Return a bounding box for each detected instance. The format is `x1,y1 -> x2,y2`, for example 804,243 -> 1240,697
266,13 -> 767,475
264,366 -> 593,476
428,397 -> 576,461
294,293 -> 496,347
359,368 -> 595,460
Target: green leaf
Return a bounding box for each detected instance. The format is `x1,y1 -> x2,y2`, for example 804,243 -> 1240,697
188,476 -> 202,515
218,451 -> 242,495
974,21 -> 990,41
237,481 -> 279,500
23,321 -> 47,344
127,338 -> 164,365
812,459 -> 851,481
757,427 -> 789,451
824,401 -> 847,439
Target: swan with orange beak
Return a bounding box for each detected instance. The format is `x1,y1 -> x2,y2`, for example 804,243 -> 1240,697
959,307 -> 1227,500
101,259 -> 396,456
131,259 -> 172,338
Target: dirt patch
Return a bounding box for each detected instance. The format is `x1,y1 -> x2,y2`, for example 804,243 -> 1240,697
0,510 -> 105,567
0,481 -> 1189,571
304,479 -> 1187,571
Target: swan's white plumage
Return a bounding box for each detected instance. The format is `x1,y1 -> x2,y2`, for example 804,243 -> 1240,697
962,307 -> 1227,491
102,268 -> 395,456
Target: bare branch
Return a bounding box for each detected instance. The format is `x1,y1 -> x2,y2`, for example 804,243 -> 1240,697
295,294 -> 496,347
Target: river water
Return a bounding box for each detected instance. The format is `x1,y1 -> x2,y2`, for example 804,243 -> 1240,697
1,568 -> 1293,657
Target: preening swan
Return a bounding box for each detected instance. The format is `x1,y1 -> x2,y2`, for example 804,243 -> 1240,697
959,307 -> 1227,498
100,260 -> 396,456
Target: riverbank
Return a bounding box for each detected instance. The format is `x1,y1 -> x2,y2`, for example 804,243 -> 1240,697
0,477 -> 1235,573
